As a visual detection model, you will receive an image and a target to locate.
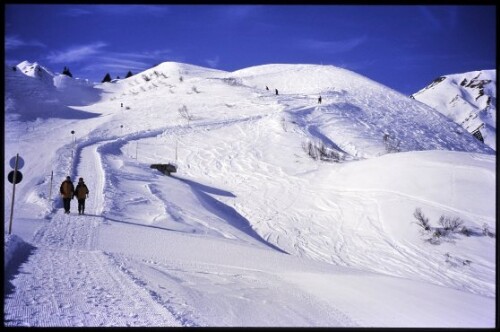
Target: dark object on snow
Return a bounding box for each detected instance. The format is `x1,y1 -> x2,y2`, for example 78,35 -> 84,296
266,86 -> 269,91
125,70 -> 133,78
150,163 -> 177,176
102,73 -> 112,83
62,66 -> 73,78
275,88 -> 279,95
471,123 -> 485,143
318,96 -> 322,104
471,129 -> 484,143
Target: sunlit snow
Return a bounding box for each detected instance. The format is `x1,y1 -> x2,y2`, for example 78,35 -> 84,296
4,61 -> 495,327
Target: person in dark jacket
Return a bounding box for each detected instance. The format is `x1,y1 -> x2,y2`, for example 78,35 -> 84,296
275,88 -> 279,95
318,95 -> 322,104
60,176 -> 74,214
74,177 -> 89,215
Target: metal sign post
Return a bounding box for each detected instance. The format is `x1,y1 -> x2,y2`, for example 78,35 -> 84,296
8,154 -> 24,235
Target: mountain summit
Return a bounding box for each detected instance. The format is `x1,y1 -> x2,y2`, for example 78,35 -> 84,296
411,70 -> 496,150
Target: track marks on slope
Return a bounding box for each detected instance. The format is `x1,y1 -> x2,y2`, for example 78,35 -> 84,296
4,247 -> 180,327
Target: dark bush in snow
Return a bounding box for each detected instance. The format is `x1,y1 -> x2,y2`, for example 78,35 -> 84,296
62,66 -> 73,78
482,223 -> 495,238
178,105 -> 193,125
302,141 -> 343,162
102,73 -> 112,83
222,77 -> 243,86
438,215 -> 464,233
383,133 -> 400,153
460,226 -> 471,237
125,70 -> 133,78
413,208 -> 431,231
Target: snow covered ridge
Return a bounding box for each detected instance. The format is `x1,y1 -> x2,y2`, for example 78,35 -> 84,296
4,60 -> 496,327
411,70 -> 496,150
6,61 -> 494,156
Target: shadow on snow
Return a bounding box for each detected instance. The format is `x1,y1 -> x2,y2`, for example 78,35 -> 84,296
174,176 -> 289,255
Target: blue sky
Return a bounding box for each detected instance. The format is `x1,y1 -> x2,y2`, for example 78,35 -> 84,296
5,4 -> 496,94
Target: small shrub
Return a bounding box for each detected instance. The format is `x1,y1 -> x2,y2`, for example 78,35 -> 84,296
433,228 -> 445,238
413,208 -> 430,231
178,105 -> 193,124
142,74 -> 151,82
482,223 -> 495,238
460,226 -> 471,237
302,141 -> 343,162
439,215 -> 463,232
179,76 -> 183,82
222,77 -> 242,86
192,86 -> 200,93
383,133 -> 400,153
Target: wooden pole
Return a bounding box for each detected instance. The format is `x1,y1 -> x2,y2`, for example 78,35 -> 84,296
49,170 -> 53,201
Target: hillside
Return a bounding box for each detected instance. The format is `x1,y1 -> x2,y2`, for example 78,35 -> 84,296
411,70 -> 496,150
3,61 -> 495,327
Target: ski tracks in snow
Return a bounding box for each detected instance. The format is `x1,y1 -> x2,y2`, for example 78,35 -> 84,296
4,140 -> 182,327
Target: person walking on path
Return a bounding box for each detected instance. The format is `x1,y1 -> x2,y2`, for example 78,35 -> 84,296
60,176 -> 74,214
74,177 -> 89,215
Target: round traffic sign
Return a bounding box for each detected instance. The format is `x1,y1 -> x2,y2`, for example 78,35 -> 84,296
8,170 -> 23,184
9,156 -> 25,170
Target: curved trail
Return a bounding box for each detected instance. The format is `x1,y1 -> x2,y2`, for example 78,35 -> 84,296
4,140 -> 181,327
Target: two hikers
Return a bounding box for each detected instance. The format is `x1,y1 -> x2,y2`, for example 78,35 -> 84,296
60,176 -> 89,215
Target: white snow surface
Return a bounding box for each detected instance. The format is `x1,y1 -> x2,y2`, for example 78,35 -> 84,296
3,61 -> 496,327
411,70 -> 496,151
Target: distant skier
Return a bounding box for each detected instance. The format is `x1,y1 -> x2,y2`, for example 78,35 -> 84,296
318,95 -> 322,104
60,176 -> 75,214
266,86 -> 269,91
275,88 -> 279,95
74,177 -> 89,215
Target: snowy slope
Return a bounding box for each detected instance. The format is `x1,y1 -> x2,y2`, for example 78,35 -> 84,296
411,70 -> 496,150
3,61 -> 496,327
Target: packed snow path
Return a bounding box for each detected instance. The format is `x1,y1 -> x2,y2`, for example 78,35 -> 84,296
4,143 -> 182,326
4,135 -> 358,327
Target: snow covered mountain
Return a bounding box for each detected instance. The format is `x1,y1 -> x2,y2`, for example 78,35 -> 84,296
4,61 -> 495,327
410,70 -> 496,150
5,61 -> 100,122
